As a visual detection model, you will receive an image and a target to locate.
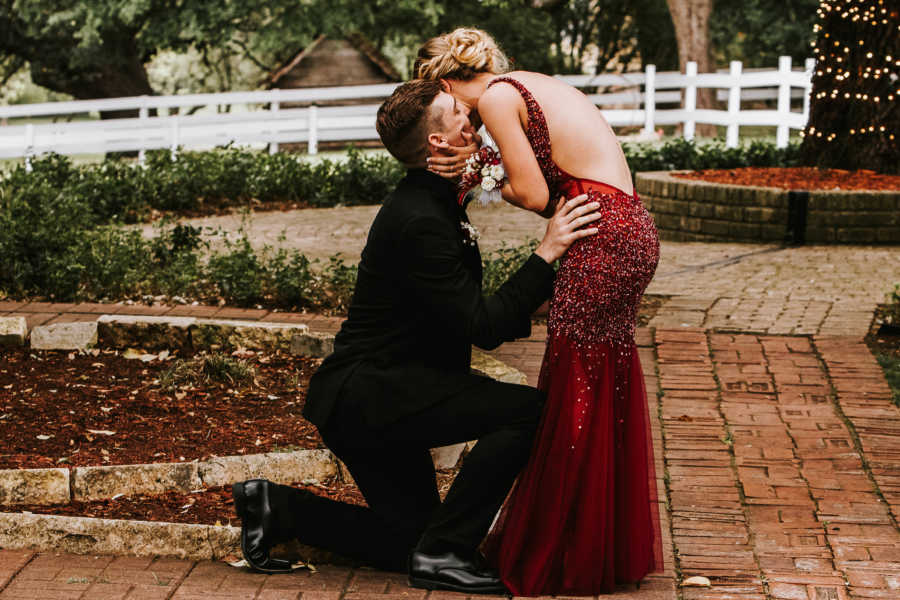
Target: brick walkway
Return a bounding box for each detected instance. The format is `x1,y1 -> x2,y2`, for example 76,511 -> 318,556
2,204 -> 899,599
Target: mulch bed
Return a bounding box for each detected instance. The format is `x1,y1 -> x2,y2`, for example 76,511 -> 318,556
673,167 -> 900,190
0,348 -> 323,470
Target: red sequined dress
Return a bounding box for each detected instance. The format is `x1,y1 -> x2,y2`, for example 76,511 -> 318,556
481,77 -> 663,595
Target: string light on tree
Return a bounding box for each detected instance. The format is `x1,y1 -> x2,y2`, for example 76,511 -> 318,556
800,0 -> 898,173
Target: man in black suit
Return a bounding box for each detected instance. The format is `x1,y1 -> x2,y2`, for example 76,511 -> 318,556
233,79 -> 602,593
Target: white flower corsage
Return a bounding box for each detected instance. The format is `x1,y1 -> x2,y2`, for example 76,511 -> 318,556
459,139 -> 506,207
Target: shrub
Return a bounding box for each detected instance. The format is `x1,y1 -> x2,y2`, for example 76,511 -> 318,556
206,236 -> 266,307
884,284 -> 900,327
267,248 -> 315,309
72,226 -> 154,301
149,223 -> 208,298
622,138 -> 803,173
0,178 -> 99,299
481,239 -> 542,296
875,354 -> 900,407
159,352 -> 255,391
310,256 -> 358,313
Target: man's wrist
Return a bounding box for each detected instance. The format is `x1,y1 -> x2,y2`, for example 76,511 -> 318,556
534,244 -> 555,265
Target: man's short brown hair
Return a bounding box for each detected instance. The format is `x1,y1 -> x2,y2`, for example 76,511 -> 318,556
376,79 -> 444,167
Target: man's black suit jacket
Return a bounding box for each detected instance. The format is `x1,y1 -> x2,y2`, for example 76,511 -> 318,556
303,169 -> 555,430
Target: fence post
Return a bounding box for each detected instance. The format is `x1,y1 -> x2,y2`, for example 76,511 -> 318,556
170,117 -> 180,161
776,56 -> 792,148
24,123 -> 34,173
138,96 -> 149,165
308,104 -> 319,155
684,61 -> 697,141
642,64 -> 656,137
802,57 -> 816,126
726,61 -> 742,148
270,88 -> 280,155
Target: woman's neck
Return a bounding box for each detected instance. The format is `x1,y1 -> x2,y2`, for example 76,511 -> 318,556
452,72 -> 496,108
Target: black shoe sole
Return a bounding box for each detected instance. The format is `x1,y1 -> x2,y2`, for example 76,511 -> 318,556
232,482 -> 292,574
408,575 -> 508,595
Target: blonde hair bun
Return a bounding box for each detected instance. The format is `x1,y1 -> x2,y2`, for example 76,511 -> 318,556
415,28 -> 509,81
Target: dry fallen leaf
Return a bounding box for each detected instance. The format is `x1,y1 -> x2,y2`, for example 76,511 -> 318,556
226,558 -> 311,571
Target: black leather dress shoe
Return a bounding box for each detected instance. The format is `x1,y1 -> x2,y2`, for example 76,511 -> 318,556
408,550 -> 508,595
232,479 -> 292,573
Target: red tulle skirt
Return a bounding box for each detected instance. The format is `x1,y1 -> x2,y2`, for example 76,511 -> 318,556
483,180 -> 662,595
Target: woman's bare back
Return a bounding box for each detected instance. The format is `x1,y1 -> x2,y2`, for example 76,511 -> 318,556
494,71 -> 633,195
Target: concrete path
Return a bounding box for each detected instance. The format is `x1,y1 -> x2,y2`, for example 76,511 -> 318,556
2,203 -> 899,600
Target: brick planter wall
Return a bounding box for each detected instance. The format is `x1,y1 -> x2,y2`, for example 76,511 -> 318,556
635,171 -> 900,244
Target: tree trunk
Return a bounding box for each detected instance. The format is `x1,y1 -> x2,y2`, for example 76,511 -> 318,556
800,0 -> 898,174
28,34 -> 153,120
31,45 -> 153,158
665,0 -> 717,136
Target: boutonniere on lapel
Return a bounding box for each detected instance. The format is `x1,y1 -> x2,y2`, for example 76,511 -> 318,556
460,221 -> 480,247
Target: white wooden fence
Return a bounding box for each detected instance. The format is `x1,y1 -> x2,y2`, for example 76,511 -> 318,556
0,56 -> 815,168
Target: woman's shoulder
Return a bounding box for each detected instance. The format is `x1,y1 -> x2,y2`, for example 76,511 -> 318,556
480,78 -> 526,112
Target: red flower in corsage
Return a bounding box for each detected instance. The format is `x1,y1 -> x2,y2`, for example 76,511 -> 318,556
458,145 -> 507,206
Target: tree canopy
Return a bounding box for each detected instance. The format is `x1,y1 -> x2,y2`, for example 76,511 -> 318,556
1,0 -> 822,105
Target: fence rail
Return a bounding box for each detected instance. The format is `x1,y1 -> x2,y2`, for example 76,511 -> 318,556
1,56 -> 815,166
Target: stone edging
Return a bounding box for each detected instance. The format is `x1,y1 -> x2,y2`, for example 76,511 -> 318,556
0,314 -> 335,354
636,170 -> 900,244
0,449 -> 339,506
0,512 -> 240,561
0,512 -> 343,563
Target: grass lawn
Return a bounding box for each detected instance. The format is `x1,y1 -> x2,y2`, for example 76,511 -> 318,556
875,353 -> 900,407
867,303 -> 900,408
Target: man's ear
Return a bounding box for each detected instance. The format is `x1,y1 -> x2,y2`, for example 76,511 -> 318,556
427,132 -> 450,154
440,79 -> 451,93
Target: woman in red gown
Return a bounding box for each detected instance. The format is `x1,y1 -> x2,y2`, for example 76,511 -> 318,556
416,29 -> 662,595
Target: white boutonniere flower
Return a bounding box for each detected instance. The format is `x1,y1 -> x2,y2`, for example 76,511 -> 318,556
460,221 -> 480,246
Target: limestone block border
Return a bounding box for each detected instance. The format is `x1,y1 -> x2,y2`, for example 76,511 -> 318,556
0,468 -> 70,506
636,171 -> 900,244
94,315 -> 319,355
0,512 -> 238,560
0,316 -> 27,347
0,512 -> 344,563
0,449 -> 340,506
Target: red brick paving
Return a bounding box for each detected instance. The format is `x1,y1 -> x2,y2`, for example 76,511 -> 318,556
1,301 -> 898,599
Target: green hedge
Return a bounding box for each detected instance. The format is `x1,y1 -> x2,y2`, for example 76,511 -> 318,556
0,139 -> 802,308
1,146 -> 405,224
2,139 -> 801,225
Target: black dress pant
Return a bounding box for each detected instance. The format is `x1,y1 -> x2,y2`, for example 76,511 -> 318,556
275,372 -> 543,572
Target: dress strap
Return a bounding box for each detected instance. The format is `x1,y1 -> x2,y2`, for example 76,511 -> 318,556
487,76 -> 560,191
487,77 -> 551,142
